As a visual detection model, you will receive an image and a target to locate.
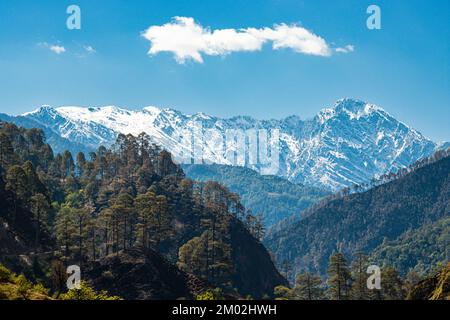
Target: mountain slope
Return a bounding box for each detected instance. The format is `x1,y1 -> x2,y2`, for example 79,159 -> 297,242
183,164 -> 329,227
369,217 -> 450,276
86,248 -> 208,300
0,112 -> 92,155
0,121 -> 286,299
265,153 -> 450,275
4,98 -> 440,190
407,263 -> 450,300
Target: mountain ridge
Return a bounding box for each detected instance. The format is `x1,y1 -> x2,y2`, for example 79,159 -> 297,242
264,151 -> 450,276
1,98 -> 443,191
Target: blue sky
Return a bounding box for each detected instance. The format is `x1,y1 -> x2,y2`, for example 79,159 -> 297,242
0,0 -> 448,141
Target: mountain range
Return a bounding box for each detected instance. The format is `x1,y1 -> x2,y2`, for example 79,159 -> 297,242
0,98 -> 444,191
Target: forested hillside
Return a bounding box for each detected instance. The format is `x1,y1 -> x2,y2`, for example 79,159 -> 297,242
0,121 -> 286,299
265,151 -> 450,276
0,112 -> 91,155
183,164 -> 328,227
369,217 -> 450,276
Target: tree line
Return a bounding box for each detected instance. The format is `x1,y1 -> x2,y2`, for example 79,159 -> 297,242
275,252 -> 431,300
0,121 -> 266,293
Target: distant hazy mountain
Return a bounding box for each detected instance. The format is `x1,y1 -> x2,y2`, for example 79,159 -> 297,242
182,164 -> 329,227
1,98 -> 442,190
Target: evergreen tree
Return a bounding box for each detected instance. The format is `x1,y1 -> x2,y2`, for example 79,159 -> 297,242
294,272 -> 324,300
135,192 -> 156,250
380,266 -> 405,300
327,252 -> 352,300
178,234 -> 209,279
29,193 -> 50,252
110,193 -> 135,251
74,207 -> 91,266
0,132 -> 15,168
153,195 -> 172,250
350,252 -> 370,300
55,206 -> 76,258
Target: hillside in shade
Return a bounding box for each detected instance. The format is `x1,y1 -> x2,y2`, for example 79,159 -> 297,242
369,216 -> 450,276
0,120 -> 286,299
265,151 -> 450,276
183,164 -> 329,227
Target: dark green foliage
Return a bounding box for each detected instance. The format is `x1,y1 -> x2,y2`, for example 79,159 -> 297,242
378,266 -> 405,300
59,281 -> 121,300
350,252 -> 370,300
271,252 -> 446,300
0,113 -> 92,156
183,164 -> 329,227
327,253 -> 352,300
294,272 -> 324,300
369,217 -> 450,276
265,153 -> 450,276
0,121 -> 286,298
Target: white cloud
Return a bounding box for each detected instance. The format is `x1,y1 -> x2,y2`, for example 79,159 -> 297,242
84,45 -> 96,54
335,44 -> 355,54
49,45 -> 66,55
142,17 -> 332,63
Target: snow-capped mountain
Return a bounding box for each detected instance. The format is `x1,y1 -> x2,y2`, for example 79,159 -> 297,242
6,98 -> 441,190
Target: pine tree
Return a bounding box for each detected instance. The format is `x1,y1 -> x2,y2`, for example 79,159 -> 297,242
178,234 -> 209,279
327,252 -> 352,300
5,165 -> 29,221
380,266 -> 405,300
280,259 -> 294,282
0,132 -> 15,168
135,192 -> 156,250
154,195 -> 173,250
73,206 -> 91,266
111,193 -> 135,251
350,252 -> 370,300
178,231 -> 233,287
55,206 -> 76,259
76,152 -> 86,178
29,193 -> 50,253
294,272 -> 324,300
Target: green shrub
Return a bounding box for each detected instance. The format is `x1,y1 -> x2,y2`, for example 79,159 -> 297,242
196,288 -> 224,300
33,283 -> 50,296
15,274 -> 32,299
60,281 -> 121,300
0,265 -> 13,282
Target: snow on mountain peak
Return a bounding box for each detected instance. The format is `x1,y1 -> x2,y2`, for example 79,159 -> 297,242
15,99 -> 440,191
22,105 -> 56,116
143,106 -> 162,115
333,98 -> 384,119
